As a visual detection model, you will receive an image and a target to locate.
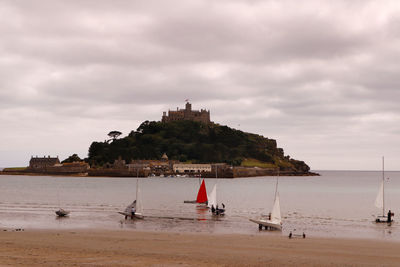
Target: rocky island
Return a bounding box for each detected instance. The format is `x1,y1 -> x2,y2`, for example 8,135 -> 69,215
86,102 -> 316,177
1,102 -> 317,177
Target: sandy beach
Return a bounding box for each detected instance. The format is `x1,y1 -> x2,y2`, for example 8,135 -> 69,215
0,229 -> 399,266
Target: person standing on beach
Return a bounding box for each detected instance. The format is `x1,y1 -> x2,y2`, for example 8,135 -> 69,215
388,210 -> 394,223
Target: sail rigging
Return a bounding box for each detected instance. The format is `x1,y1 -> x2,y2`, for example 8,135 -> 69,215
249,175 -> 282,230
375,181 -> 384,211
270,192 -> 281,223
375,157 -> 386,217
135,179 -> 143,215
374,156 -> 395,224
208,184 -> 217,209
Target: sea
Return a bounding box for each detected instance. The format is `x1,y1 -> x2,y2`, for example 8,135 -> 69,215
0,171 -> 399,241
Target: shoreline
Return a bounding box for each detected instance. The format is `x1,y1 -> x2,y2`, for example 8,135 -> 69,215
0,170 -> 319,178
1,228 -> 399,266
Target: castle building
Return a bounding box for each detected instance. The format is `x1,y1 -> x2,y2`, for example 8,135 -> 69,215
29,156 -> 60,169
27,155 -> 89,174
162,102 -> 211,124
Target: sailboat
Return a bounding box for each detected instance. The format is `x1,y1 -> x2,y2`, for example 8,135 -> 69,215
55,208 -> 70,217
375,157 -> 394,223
184,179 -> 208,205
208,184 -> 225,215
249,177 -> 282,230
119,179 -> 144,219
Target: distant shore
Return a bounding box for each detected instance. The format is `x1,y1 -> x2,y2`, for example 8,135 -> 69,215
0,170 -> 87,177
0,229 -> 398,266
0,170 -> 319,178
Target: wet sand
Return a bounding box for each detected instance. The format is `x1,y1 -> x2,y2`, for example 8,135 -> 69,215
1,229 -> 399,266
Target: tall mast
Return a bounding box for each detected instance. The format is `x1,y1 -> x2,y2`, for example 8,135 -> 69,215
274,169 -> 280,200
136,179 -> 139,202
382,156 -> 385,217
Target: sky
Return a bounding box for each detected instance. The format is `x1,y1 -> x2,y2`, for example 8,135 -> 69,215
1,0 -> 400,170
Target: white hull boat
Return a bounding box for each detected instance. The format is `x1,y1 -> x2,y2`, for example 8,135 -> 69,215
249,218 -> 282,230
119,180 -> 144,219
208,184 -> 225,215
250,176 -> 282,231
374,157 -> 394,224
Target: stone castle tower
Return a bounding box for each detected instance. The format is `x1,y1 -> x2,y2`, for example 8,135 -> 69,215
162,102 -> 211,124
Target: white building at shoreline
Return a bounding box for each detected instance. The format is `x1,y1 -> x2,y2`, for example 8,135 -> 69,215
173,163 -> 211,173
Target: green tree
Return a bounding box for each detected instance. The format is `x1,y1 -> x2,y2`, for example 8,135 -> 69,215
108,131 -> 122,142
62,154 -> 82,163
86,120 -> 311,173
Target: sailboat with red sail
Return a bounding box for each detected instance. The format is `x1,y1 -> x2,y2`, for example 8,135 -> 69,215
196,179 -> 208,204
184,179 -> 208,205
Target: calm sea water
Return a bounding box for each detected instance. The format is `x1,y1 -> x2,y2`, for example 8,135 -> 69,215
1,171 -> 399,241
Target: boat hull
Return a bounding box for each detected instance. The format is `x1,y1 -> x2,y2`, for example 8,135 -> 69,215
184,200 -> 208,206
375,216 -> 394,223
249,218 -> 282,231
118,211 -> 144,219
55,209 -> 70,217
183,200 -> 197,204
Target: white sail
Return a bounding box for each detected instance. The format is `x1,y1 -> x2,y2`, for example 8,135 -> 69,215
124,200 -> 136,213
375,181 -> 384,210
135,180 -> 143,215
207,184 -> 217,209
248,176 -> 281,230
270,192 -> 281,223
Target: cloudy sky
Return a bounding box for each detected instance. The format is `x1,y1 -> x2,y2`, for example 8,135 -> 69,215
1,0 -> 400,170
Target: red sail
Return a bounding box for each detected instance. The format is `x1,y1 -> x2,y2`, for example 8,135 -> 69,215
196,179 -> 208,204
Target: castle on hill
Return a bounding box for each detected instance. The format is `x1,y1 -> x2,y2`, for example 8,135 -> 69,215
162,102 -> 211,124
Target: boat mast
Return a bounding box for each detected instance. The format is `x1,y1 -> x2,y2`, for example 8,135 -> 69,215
136,179 -> 139,203
274,169 -> 280,200
382,156 -> 385,217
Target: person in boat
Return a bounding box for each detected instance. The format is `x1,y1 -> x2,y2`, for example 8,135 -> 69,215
214,204 -> 225,215
217,205 -> 223,214
211,205 -> 216,213
219,203 -> 225,213
268,212 -> 271,220
388,210 -> 394,223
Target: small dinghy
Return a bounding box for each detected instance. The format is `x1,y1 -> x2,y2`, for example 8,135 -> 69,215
208,184 -> 225,216
249,176 -> 282,231
374,157 -> 394,224
184,179 -> 208,206
55,208 -> 70,217
119,179 -> 144,219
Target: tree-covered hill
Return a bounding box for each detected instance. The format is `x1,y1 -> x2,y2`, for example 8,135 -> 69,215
87,120 -> 310,173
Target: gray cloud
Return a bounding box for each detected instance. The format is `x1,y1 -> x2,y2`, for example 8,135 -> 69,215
1,0 -> 400,169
